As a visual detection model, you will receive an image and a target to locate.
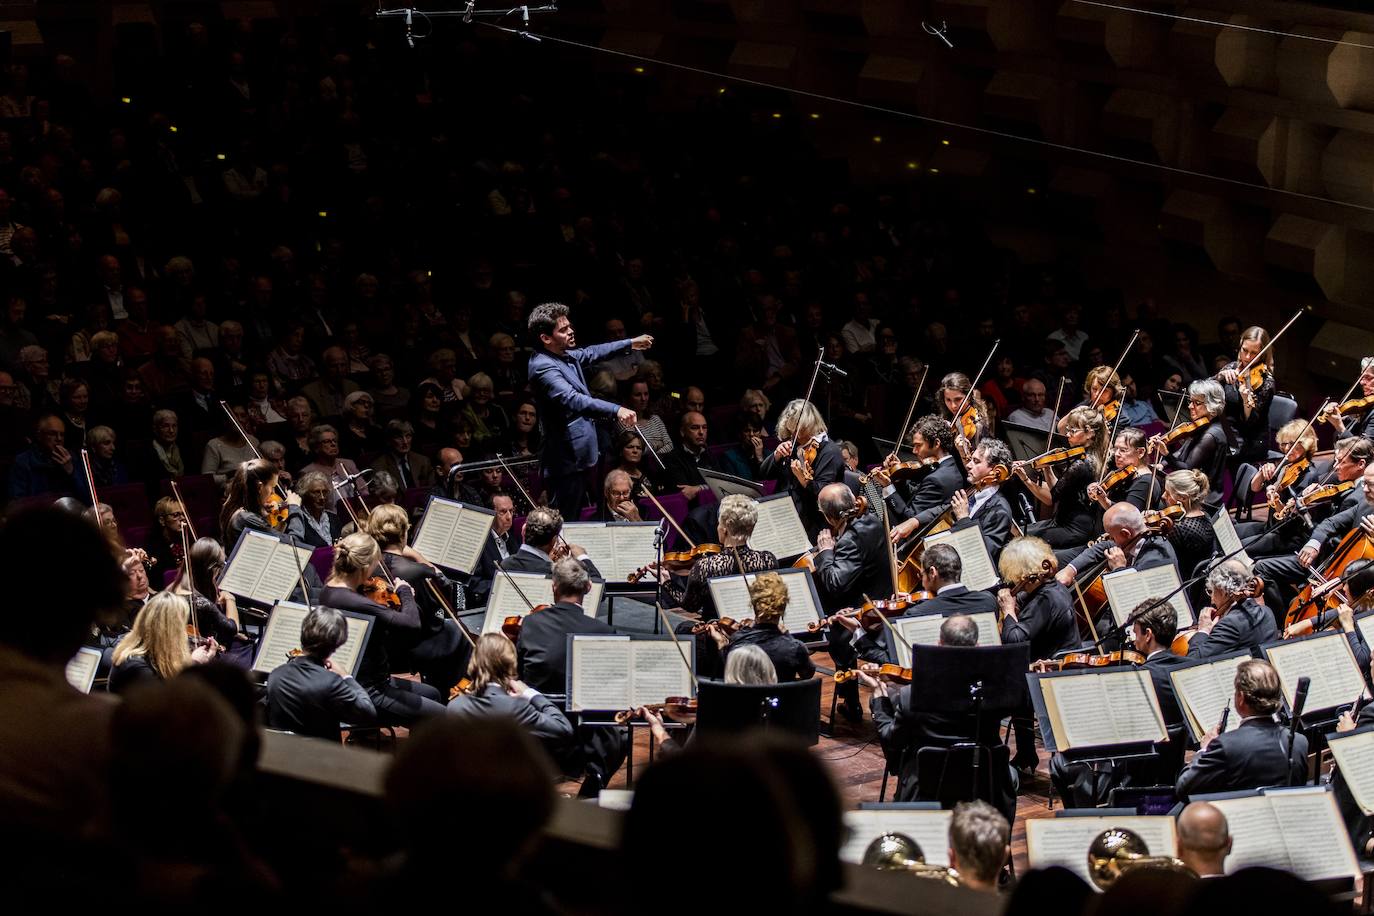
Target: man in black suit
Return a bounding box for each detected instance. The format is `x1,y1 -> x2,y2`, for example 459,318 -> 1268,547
1185,559 -> 1278,658
814,483 -> 890,719
880,415 -> 965,542
1176,658 -> 1308,797
165,357 -> 220,436
953,438 -> 1016,565
515,557 -> 625,796
500,506 -> 601,579
265,606 -> 377,742
469,492 -> 523,606
661,410 -> 719,505
900,543 -> 998,621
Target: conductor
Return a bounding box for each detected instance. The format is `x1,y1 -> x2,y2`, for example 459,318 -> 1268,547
527,302 -> 653,517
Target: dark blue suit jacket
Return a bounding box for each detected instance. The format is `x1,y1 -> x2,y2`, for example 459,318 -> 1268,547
528,339 -> 633,474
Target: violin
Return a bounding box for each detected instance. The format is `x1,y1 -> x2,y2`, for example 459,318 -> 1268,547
501,604 -> 551,641
862,457 -> 939,486
448,677 -> 474,701
613,696 -> 698,725
690,616 -> 751,636
791,435 -> 821,485
1100,398 -> 1120,424
1286,526 -> 1374,629
1151,417 -> 1210,452
262,493 -> 289,530
1031,649 -> 1145,672
1017,446 -> 1087,471
1142,504 -> 1184,534
1277,457 -> 1310,491
359,576 -> 401,608
808,594 -> 925,633
1000,559 -> 1057,615
835,662 -> 912,685
957,407 -> 978,441
972,466 -> 1010,488
1099,464 -> 1140,493
1273,480 -> 1355,520
1319,395 -> 1374,425
627,543 -> 723,583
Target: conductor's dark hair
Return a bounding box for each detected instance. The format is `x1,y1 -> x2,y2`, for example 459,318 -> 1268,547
527,302 -> 570,340
0,507 -> 124,663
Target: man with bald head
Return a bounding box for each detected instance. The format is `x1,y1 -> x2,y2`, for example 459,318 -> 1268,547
1177,802 -> 1231,877
1005,378 -> 1052,432
1058,501 -> 1179,644
661,410 -> 719,504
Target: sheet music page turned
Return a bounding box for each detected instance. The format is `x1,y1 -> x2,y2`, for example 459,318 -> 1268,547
569,637 -> 632,711
1264,633 -> 1366,715
1026,817 -> 1178,887
253,601 -> 309,674
924,525 -> 999,592
1328,730 -> 1374,816
705,568 -> 821,634
1170,655 -> 1247,743
892,611 -> 1000,668
330,615 -> 371,678
1041,669 -> 1166,750
749,495 -> 812,559
411,499 -> 491,574
1101,566 -> 1193,629
218,529 -> 277,597
480,572 -> 604,634
64,647 -> 101,694
841,810 -> 953,865
1211,790 -> 1359,880
1211,510 -> 1253,569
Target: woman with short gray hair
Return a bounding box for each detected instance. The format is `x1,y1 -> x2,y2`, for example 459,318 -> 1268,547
1185,559 -> 1276,659
659,493 -> 777,626
1147,377 -> 1231,486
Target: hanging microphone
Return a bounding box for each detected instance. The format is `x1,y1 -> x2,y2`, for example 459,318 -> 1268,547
1291,675 -> 1311,724
405,8 -> 414,47
339,467 -> 374,485
820,360 -> 849,378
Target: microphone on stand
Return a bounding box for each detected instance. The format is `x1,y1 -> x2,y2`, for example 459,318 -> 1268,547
1286,675 -> 1311,787
819,360 -> 848,378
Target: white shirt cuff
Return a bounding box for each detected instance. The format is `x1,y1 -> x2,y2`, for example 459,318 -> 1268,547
882,484 -> 896,498
1302,539 -> 1321,555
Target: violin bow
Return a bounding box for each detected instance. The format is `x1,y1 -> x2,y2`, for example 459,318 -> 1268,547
218,399 -> 287,500
1237,307 -> 1304,382
493,557 -> 538,613
1144,394 -> 1190,510
80,448 -> 101,514
426,579 -> 477,650
950,339 -> 1000,432
653,601 -> 697,680
639,488 -> 697,549
1096,387 -> 1129,486
889,365 -> 930,462
783,347 -> 828,466
632,423 -> 668,473
1045,376 -> 1069,453
1070,580 -> 1102,646
1090,329 -> 1140,411
1269,369 -> 1367,505
493,452 -> 576,557
169,479 -> 198,542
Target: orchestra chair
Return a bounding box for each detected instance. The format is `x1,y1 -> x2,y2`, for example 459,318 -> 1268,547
1267,393 -> 1299,446
1228,463 -> 1261,522
913,742 -> 1017,827
694,677 -> 822,747
1106,785 -> 1177,813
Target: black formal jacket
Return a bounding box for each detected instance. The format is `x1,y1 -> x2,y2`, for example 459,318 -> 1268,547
447,683 -> 574,745
965,493 -> 1015,563
1164,421 -> 1230,490
759,436 -> 846,538
902,584 -> 999,620
1134,650 -> 1192,785
500,544 -> 602,580
1002,581 -> 1080,662
1067,533 -> 1178,579
1308,499 -> 1374,556
383,553 -> 456,637
1176,716 -> 1309,797
662,443 -> 719,490
108,655 -> 161,694
812,512 -> 889,614
470,527 -> 524,606
886,456 -> 964,527
1185,598 -> 1278,659
516,601 -> 616,696
318,585 -> 422,688
266,654 -> 377,741
724,624 -> 816,682
1334,703 -> 1374,856
1109,468 -> 1162,512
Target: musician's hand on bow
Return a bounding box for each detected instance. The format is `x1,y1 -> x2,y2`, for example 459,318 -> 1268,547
567,541 -> 589,560
284,491 -> 302,507
950,489 -> 970,521
996,588 -> 1018,621
1055,565 -> 1076,587
630,334 -> 654,351
1218,368 -> 1239,386
889,518 -> 918,544
1338,710 -> 1358,734
1197,606 -> 1219,634
1256,463 -> 1277,487
772,440 -> 794,462
616,406 -> 638,426
507,678 -> 530,697
1298,545 -> 1319,568
816,529 -> 835,552
1104,546 -> 1127,571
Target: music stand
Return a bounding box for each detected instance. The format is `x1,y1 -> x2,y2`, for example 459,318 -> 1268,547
871,436 -> 917,462
694,678 -> 821,746
999,421 -> 1064,462
909,643 -> 1030,799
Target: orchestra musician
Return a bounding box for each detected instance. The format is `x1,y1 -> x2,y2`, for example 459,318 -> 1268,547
1014,405 -> 1106,550
1334,652 -> 1374,856
882,415 -> 966,543
1184,560 -> 1278,658
1147,379 -> 1230,486
948,801 -> 1012,893
706,571 -> 815,682
936,371 -> 988,452
1237,420 -> 1324,559
1214,325 -> 1275,464
812,483 -> 889,720
1177,803 -> 1232,878
948,438 -> 1017,564
759,398 -> 845,538
109,591 -> 220,694
265,605 -> 377,742
320,532 -> 445,724
470,491 -> 522,607
1056,365 -> 1121,435
501,506 -> 600,578
1175,659 -> 1307,797
1161,470 -> 1218,579
900,544 -> 998,619
219,457 -> 305,548
659,494 -> 777,623
1321,357 -> 1374,442
447,633 -> 574,754
1087,428 -> 1160,512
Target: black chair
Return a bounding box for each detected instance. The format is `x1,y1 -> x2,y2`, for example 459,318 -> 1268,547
1268,393 -> 1299,443
914,742 -> 1017,827
1229,462 -> 1260,521
695,677 -> 822,746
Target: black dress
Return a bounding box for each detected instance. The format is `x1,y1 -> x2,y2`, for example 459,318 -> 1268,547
1217,361 -> 1274,464
1028,458 -> 1098,548
724,623 -> 815,682
382,553 -> 470,695
1167,514 -> 1218,580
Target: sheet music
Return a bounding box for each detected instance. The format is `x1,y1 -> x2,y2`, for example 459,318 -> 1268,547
480,572 -> 604,634
1101,565 -> 1194,629
219,530 -> 314,604
1026,816 -> 1177,887
252,601 -> 371,677
892,611 -> 1000,667
1265,633 -> 1366,715
1211,789 -> 1359,880
1042,670 -> 1166,750
923,525 -> 999,592
1357,612 -> 1374,657
64,647 -> 101,694
705,568 -> 822,634
563,522 -> 662,583
629,640 -> 695,707
1170,655 -> 1247,742
411,498 -> 492,574
1328,730 -> 1374,815
1212,510 -> 1252,569
749,495 -> 811,559
841,810 -> 953,865
331,614 -> 371,677
569,636 -> 632,710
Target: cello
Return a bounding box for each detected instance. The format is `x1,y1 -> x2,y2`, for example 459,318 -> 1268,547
1285,527 -> 1374,630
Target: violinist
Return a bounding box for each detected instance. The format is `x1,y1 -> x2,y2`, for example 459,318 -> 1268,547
218,457 -> 305,549
759,399 -> 845,538
882,415 -> 965,542
320,532 -> 445,724
1014,405 -> 1106,549
144,496 -> 188,571
658,494 -> 777,623
1321,356 -> 1374,441
265,606 -> 377,742
168,536 -> 250,666
937,371 -> 988,453
901,544 -> 998,620
709,571 -> 815,683
859,615 -> 1009,803
1238,421 -> 1323,559
470,492 -> 522,606
1057,366 -> 1122,435
516,557 -> 625,798
813,483 -> 889,720
1087,428 -> 1160,512
1185,560 -> 1278,658
108,591 -> 220,694
1147,380 -> 1230,486
949,438 -> 1016,563
997,537 -> 1079,772
1058,502 -> 1180,639
369,504 -> 470,698
1162,470 -> 1218,579
447,633 -> 573,752
1254,462 -> 1374,613
502,506 -> 601,578
1214,325 -> 1275,464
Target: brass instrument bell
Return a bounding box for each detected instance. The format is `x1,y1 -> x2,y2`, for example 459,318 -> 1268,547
1087,828 -> 1197,890
861,833 -> 961,886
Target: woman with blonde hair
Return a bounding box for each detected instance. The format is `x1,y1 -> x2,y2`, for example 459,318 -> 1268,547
1059,365 -> 1122,434
320,531 -> 444,724
759,399 -> 846,538
367,503 -> 469,695
448,634 -> 573,748
1164,469 -> 1218,577
1013,405 -> 1107,549
110,591 -> 219,693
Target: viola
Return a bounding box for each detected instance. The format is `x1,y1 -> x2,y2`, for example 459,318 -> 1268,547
1031,649 -> 1145,672
359,576 -> 401,608
627,543 -> 723,583
1002,559 -> 1056,602
1099,464 -> 1140,492
808,594 -> 925,633
690,616 -> 750,636
835,662 -> 911,685
1019,446 -> 1088,471
613,696 -> 698,725
1173,576 -> 1264,654
1152,417 -> 1211,452
1320,395 -> 1374,425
